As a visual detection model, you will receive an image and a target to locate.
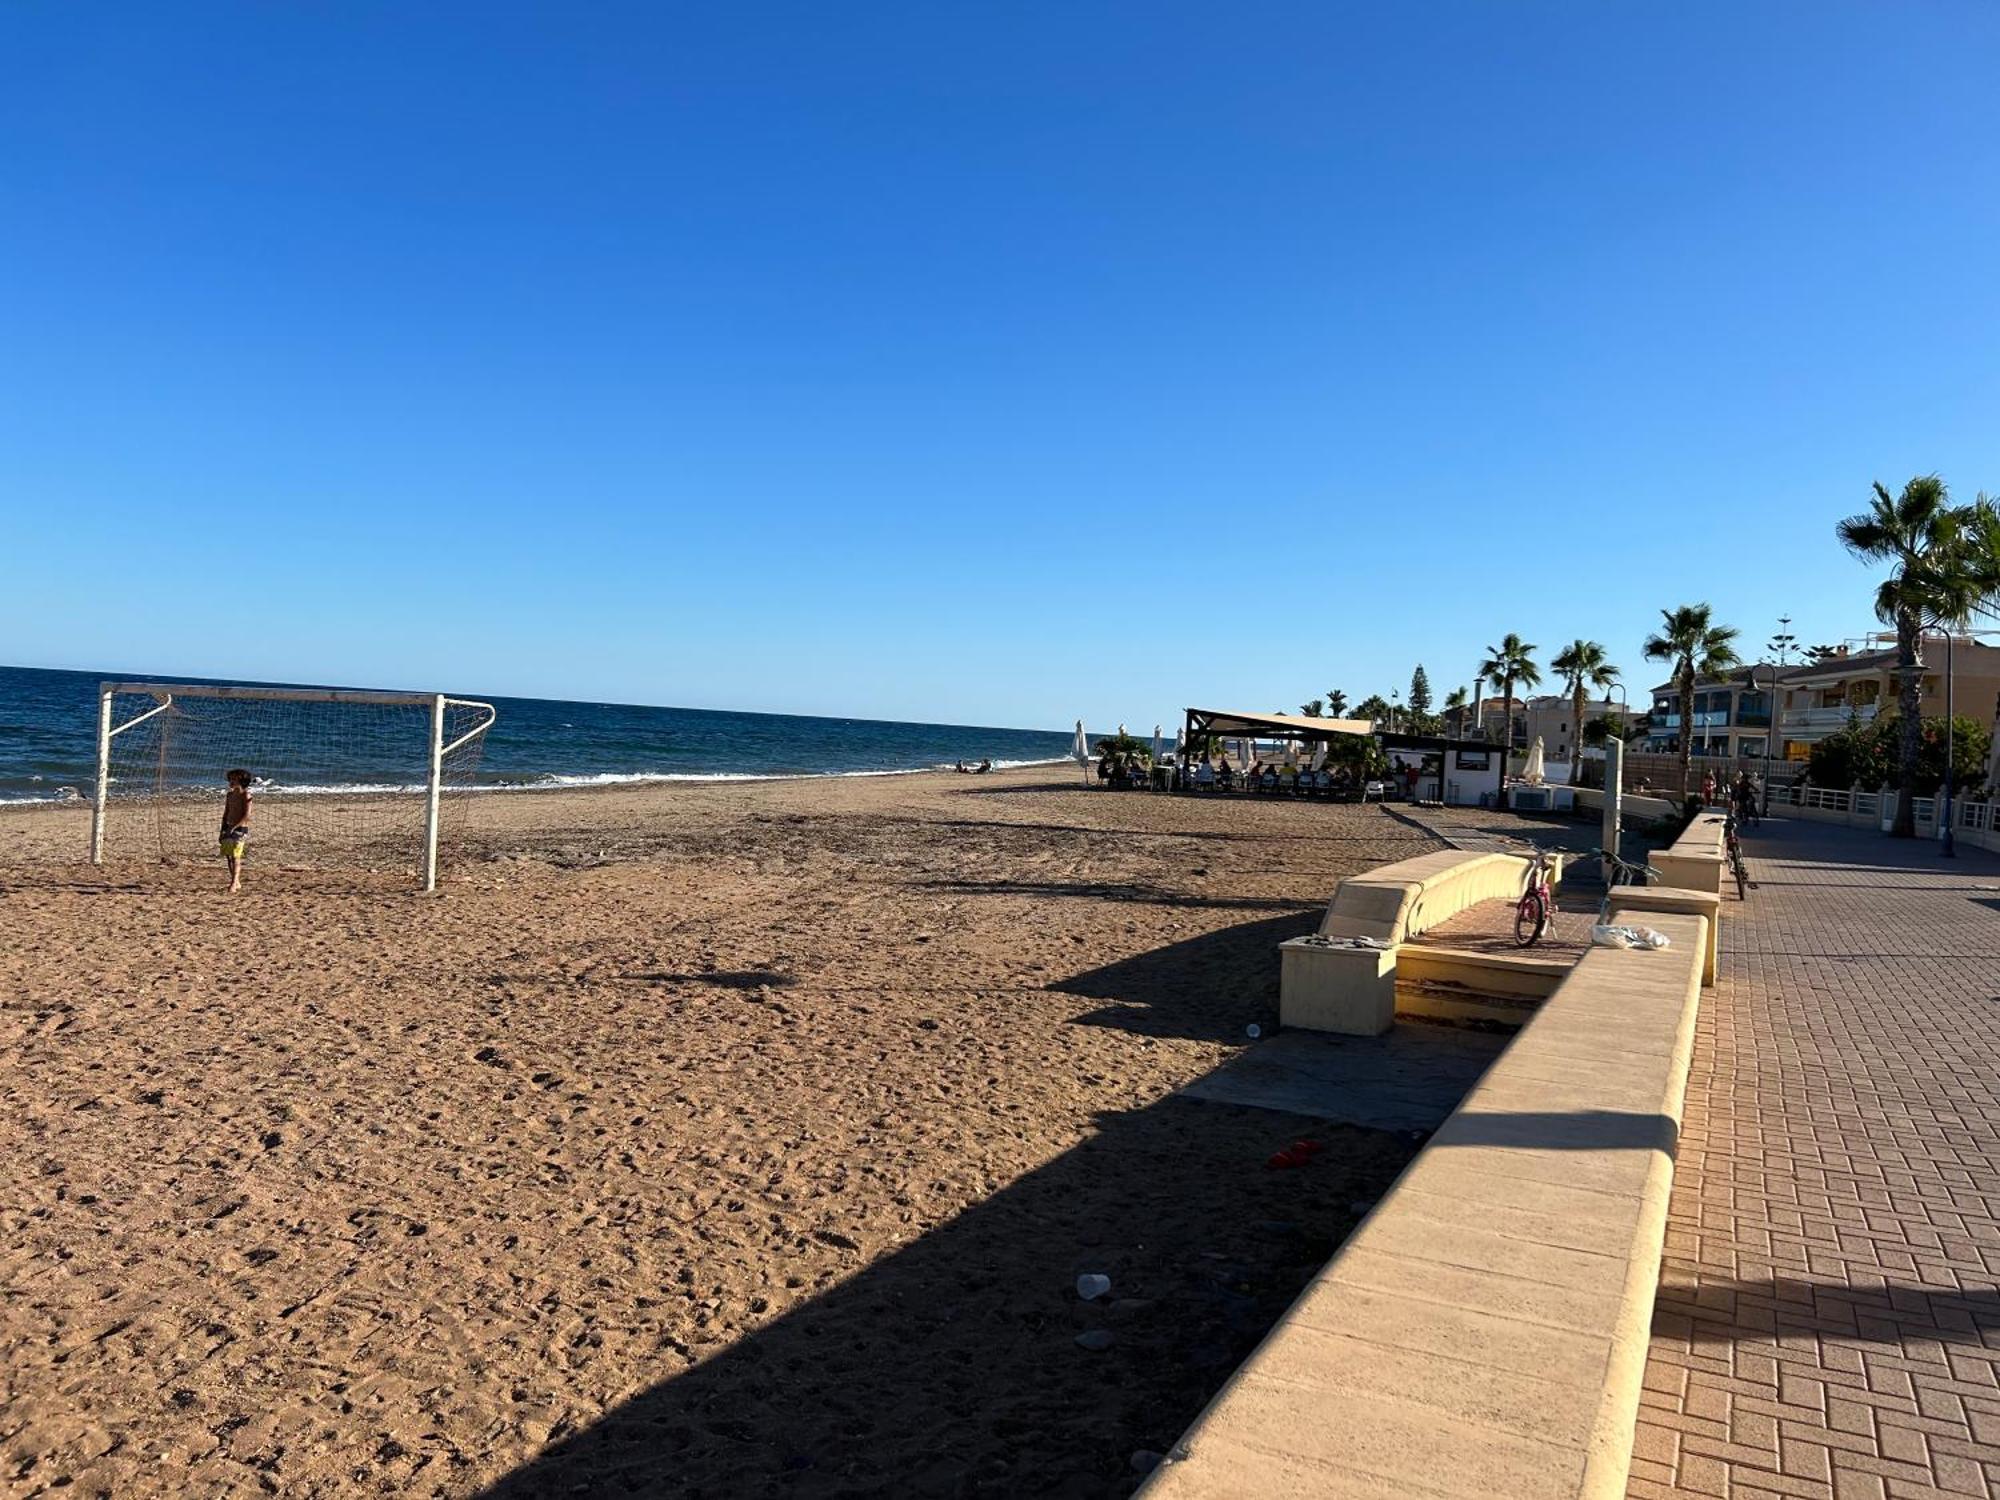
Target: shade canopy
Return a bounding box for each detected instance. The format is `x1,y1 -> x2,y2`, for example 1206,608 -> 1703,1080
1182,708 -> 1376,741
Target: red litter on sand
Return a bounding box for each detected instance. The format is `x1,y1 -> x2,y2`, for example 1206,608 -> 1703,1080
1266,1138 -> 1326,1171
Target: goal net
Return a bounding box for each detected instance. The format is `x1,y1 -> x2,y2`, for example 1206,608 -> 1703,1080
90,684 -> 497,888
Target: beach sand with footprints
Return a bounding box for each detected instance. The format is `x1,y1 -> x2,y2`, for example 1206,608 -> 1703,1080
2,767 -> 1439,1497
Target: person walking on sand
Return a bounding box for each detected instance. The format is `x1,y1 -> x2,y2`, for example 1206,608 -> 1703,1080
219,768 -> 253,893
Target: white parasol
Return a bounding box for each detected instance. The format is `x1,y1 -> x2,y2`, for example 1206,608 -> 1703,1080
1152,724 -> 1164,765
1310,740 -> 1329,773
1523,734 -> 1546,785
1071,719 -> 1091,784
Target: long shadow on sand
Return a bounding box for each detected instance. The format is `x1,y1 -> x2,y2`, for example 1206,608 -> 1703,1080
919,877 -> 1303,913
1054,911 -> 1322,1043
475,1091 -> 1417,1500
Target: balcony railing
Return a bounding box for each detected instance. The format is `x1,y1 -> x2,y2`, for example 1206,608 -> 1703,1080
1779,704 -> 1879,730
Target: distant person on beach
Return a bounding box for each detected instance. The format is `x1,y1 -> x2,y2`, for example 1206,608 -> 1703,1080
976,758 -> 991,774
219,768 -> 253,894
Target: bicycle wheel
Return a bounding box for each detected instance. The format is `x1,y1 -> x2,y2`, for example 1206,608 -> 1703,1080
1731,849 -> 1748,900
1514,890 -> 1547,946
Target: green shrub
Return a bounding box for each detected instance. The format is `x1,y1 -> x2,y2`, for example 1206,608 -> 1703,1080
1807,714 -> 1990,797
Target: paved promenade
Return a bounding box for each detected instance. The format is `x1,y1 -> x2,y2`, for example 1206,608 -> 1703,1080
1629,818 -> 2000,1499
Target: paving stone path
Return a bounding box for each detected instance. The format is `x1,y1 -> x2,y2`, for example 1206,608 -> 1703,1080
1629,817 -> 2000,1499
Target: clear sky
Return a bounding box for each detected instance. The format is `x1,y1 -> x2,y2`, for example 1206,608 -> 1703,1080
3,3 -> 1996,730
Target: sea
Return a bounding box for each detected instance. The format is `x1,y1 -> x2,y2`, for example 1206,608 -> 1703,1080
0,665 -> 1080,803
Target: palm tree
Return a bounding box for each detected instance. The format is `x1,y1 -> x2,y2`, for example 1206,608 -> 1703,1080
1299,698 -> 1325,717
1442,685 -> 1469,737
1551,640 -> 1619,771
1325,689 -> 1349,718
1477,634 -> 1540,806
1838,485 -> 2000,835
1352,693 -> 1392,725
1838,477 -> 1956,835
1642,604 -> 1741,800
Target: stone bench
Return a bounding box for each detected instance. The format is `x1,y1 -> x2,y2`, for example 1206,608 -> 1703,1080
1284,852 -> 1560,1035
1318,849 -> 1557,946
1393,945 -> 1573,1028
1144,909 -> 1710,1500
1652,812 -> 1728,896
1605,884 -> 1721,986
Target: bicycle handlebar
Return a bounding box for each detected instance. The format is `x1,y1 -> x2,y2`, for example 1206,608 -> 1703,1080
1589,848 -> 1663,881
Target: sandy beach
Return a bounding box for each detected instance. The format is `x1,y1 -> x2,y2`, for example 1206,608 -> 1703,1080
2,767 -> 1444,1498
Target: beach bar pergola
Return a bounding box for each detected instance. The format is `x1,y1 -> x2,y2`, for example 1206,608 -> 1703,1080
1179,707 -> 1377,764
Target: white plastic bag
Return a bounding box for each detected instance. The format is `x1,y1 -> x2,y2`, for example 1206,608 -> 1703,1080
1591,923 -> 1670,950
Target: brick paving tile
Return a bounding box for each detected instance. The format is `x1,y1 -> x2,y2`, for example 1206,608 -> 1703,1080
1629,818 -> 2000,1499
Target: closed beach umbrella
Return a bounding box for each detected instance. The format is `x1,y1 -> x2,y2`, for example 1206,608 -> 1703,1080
1310,740 -> 1329,772
1072,720 -> 1091,766
1524,734 -> 1546,784
1152,724 -> 1164,764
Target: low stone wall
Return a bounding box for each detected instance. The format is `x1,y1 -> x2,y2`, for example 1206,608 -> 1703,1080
1652,812 -> 1727,896
1287,851 -> 1556,1035
1144,910 -> 1710,1500
1571,786 -> 1679,826
1317,849 -> 1544,946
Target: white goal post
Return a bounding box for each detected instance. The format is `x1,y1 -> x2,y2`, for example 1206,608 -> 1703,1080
90,683 -> 498,890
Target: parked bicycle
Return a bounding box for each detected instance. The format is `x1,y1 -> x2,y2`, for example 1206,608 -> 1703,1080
1589,847 -> 1663,921
1514,845 -> 1556,946
1517,844 -> 1665,947
1723,809 -> 1753,900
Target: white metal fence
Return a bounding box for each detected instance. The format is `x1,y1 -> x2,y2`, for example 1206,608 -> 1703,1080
1784,782 -> 1995,843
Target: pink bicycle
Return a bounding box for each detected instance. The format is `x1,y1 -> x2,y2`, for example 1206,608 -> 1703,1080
1515,846 -> 1555,946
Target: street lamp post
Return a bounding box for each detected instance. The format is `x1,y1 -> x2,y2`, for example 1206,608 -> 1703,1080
1942,631 -> 1956,857
1748,664 -> 1777,819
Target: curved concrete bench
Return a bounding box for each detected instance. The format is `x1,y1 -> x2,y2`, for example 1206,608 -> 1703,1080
1287,852 -> 1567,1035
1318,850 -> 1555,946
1144,910 -> 1709,1500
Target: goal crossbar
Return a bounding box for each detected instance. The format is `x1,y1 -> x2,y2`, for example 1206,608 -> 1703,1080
100,681 -> 453,707
90,683 -> 498,890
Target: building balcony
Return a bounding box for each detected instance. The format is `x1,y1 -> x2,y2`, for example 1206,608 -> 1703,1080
1780,704 -> 1878,732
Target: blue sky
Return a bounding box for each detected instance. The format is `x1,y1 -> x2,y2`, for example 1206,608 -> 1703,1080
3,3 -> 1996,730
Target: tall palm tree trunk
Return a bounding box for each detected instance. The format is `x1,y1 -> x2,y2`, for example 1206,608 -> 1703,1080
1892,611 -> 1923,838
1679,669 -> 1695,798
1571,683 -> 1587,778
1499,678 -> 1514,808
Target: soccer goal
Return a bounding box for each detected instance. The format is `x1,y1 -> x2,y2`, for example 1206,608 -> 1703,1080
89,683 -> 498,890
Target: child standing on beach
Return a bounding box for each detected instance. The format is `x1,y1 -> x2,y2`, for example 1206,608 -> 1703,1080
219,768 -> 252,893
